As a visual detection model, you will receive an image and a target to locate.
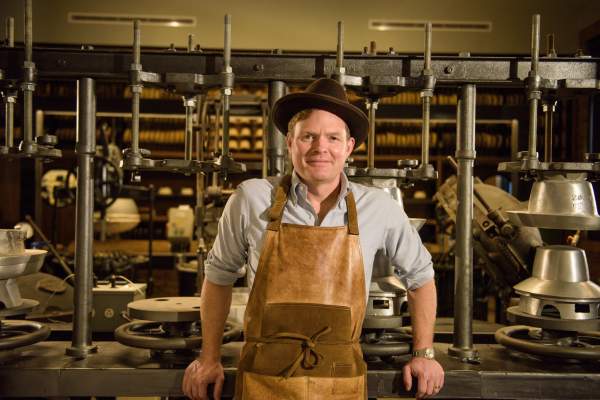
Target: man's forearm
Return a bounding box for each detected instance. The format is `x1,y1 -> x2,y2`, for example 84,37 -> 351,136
407,279 -> 437,349
200,279 -> 233,361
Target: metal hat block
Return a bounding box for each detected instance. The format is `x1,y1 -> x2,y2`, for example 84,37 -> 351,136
507,177 -> 600,230
514,245 -> 600,302
510,246 -> 600,326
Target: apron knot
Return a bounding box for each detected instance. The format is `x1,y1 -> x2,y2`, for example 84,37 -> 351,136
264,326 -> 332,379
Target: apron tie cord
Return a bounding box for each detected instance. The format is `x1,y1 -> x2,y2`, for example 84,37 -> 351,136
262,326 -> 332,379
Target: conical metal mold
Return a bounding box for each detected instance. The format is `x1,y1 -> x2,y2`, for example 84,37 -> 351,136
507,176 -> 600,230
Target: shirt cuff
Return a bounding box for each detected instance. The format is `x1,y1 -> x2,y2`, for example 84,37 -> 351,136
204,263 -> 246,286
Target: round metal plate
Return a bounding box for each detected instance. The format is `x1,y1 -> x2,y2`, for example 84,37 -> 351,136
0,249 -> 47,279
0,299 -> 39,318
127,297 -> 201,322
507,305 -> 600,332
507,211 -> 600,230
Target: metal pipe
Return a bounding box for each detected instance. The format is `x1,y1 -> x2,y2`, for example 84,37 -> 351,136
337,21 -> 344,67
267,80 -> 287,176
183,97 -> 195,161
21,1 -> 35,149
527,15 -> 541,160
24,0 -> 32,62
421,96 -> 431,167
66,78 -> 98,358
336,21 -> 344,85
367,99 -> 377,169
543,101 -> 555,163
420,22 -> 433,169
221,15 -> 232,158
130,20 -> 141,155
531,15 -> 540,76
448,84 -> 479,363
424,22 -> 432,71
6,17 -> 14,47
4,95 -> 15,148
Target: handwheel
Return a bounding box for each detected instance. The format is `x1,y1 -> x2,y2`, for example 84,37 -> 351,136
114,320 -> 242,350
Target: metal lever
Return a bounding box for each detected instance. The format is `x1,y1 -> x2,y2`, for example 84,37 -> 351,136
366,98 -> 378,169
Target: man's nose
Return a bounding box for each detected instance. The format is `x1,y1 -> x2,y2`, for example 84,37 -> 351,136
310,135 -> 327,150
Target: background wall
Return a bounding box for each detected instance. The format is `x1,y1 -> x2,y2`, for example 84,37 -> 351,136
1,0 -> 599,54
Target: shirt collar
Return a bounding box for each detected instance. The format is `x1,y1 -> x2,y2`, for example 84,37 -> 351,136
290,171 -> 350,209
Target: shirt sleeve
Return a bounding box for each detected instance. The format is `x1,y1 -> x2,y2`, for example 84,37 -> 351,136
384,197 -> 434,291
204,185 -> 249,286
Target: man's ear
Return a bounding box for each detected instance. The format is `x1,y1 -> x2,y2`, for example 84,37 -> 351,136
346,136 -> 355,156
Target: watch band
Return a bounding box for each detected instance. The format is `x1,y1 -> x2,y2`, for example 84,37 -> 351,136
412,347 -> 435,359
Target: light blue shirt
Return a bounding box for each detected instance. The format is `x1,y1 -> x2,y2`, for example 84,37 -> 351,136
204,172 -> 434,297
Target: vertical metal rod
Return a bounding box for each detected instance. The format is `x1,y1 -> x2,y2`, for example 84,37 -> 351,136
528,15 -> 541,160
221,15 -> 232,158
367,99 -> 377,169
195,95 -> 206,287
184,97 -> 195,161
67,78 -> 98,358
420,22 -> 433,168
187,34 -> 194,52
336,21 -> 344,85
24,0 -> 32,62
449,84 -> 479,363
6,17 -> 14,47
4,96 -> 14,147
21,0 -> 34,148
546,34 -> 557,57
421,97 -> 431,166
131,20 -> 141,155
531,15 -> 540,75
267,81 -> 287,176
424,22 -> 432,71
336,21 -> 344,68
543,102 -> 554,163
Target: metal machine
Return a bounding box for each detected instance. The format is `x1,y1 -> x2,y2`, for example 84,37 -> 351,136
0,229 -> 49,362
493,15 -> 600,361
1,1 -> 600,397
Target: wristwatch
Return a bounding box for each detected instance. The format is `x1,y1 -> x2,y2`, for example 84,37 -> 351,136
412,347 -> 435,360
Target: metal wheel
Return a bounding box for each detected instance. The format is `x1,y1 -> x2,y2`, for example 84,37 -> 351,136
495,325 -> 600,360
0,320 -> 50,350
66,156 -> 122,210
114,320 -> 242,350
361,329 -> 412,357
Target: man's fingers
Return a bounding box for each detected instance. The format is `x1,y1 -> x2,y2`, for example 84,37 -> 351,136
417,371 -> 428,399
402,364 -> 412,391
425,376 -> 435,397
213,375 -> 224,399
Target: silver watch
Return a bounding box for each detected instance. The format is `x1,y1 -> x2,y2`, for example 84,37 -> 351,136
412,347 -> 435,360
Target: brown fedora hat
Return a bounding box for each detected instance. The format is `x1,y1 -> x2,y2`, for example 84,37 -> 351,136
272,78 -> 368,146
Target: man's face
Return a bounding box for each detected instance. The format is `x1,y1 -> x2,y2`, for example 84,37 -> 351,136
287,109 -> 355,186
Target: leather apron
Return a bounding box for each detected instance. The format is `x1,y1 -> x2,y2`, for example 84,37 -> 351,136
235,175 -> 367,400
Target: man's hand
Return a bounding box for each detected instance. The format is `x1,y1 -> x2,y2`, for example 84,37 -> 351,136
403,357 -> 444,398
182,357 -> 225,400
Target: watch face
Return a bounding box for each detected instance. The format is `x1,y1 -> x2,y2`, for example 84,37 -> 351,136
424,348 -> 435,359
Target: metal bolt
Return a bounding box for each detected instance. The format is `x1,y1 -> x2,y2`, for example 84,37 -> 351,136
253,64 -> 264,72
444,65 -> 454,74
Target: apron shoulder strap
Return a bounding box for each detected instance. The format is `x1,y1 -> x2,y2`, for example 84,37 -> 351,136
345,191 -> 359,235
267,174 -> 292,231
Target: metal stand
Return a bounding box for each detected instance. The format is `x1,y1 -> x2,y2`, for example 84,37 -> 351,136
448,84 -> 480,363
66,78 -> 98,358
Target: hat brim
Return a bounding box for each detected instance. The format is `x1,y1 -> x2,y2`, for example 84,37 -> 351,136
272,92 -> 368,147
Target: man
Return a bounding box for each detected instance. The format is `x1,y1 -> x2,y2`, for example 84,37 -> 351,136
182,78 -> 444,399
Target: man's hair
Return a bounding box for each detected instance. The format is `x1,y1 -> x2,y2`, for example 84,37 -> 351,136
286,109 -> 351,139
